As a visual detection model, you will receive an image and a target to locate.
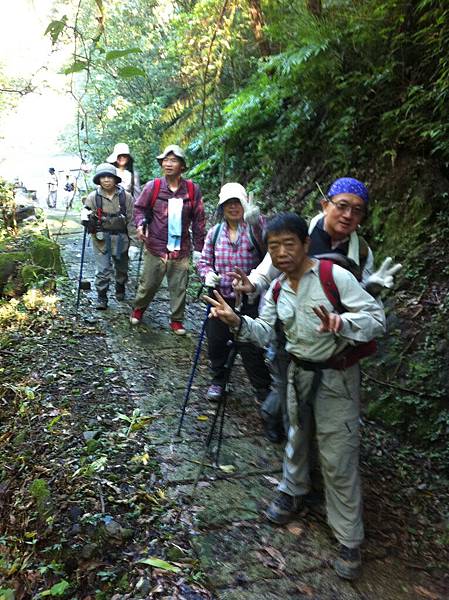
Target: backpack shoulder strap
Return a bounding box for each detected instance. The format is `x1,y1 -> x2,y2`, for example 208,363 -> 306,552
358,236 -> 369,270
211,223 -> 223,272
212,222 -> 223,250
150,178 -> 162,209
319,259 -> 344,313
247,225 -> 264,262
272,277 -> 282,304
186,179 -> 195,213
118,188 -> 127,216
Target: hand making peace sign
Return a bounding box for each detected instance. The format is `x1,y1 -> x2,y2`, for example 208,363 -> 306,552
202,290 -> 242,329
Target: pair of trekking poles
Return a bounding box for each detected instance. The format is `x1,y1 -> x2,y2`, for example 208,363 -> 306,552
177,287 -> 239,479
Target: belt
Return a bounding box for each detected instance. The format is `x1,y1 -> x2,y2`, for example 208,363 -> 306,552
288,353 -> 336,371
288,342 -> 372,371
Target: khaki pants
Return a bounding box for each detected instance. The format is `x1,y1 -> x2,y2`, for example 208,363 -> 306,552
134,249 -> 189,321
278,362 -> 363,548
93,243 -> 129,294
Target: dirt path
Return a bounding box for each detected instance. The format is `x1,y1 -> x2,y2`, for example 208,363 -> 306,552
48,211 -> 448,599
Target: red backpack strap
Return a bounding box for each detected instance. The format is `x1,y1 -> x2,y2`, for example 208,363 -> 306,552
272,278 -> 282,304
318,258 -> 378,367
186,179 -> 195,212
150,178 -> 161,209
95,191 -> 103,219
319,259 -> 344,313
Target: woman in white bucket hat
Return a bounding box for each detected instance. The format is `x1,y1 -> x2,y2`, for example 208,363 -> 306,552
107,142 -> 141,200
196,182 -> 271,403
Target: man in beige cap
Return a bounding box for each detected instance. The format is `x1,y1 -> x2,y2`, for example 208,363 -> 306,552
131,145 -> 205,334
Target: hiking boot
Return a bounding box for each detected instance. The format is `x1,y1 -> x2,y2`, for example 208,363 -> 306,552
130,308 -> 144,325
115,284 -> 126,301
303,489 -> 325,507
170,321 -> 186,335
206,384 -> 223,402
334,545 -> 361,580
255,388 -> 270,403
260,410 -> 285,444
265,491 -> 304,525
95,294 -> 108,310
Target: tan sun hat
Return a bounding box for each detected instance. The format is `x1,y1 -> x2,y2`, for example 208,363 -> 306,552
107,143 -> 132,163
218,182 -> 248,206
156,144 -> 186,165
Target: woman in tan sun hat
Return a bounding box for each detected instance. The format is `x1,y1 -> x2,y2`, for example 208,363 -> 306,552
107,142 -> 141,200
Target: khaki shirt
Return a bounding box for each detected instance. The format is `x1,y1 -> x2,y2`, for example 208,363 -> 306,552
85,186 -> 138,253
238,260 -> 386,363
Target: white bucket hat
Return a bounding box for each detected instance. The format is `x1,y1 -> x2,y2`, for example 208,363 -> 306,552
107,143 -> 132,163
93,163 -> 122,185
218,182 -> 248,207
156,144 -> 186,165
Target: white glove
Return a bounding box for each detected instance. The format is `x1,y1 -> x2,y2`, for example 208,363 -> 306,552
205,271 -> 221,288
80,206 -> 91,224
366,257 -> 402,294
128,245 -> 141,260
192,250 -> 202,266
243,203 -> 260,226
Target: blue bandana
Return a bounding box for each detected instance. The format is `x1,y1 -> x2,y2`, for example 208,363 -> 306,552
327,177 -> 369,203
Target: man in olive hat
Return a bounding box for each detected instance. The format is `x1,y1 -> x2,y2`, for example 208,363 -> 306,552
131,145 -> 205,334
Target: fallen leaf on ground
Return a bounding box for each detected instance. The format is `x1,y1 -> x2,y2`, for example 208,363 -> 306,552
414,586 -> 441,599
137,557 -> 181,573
286,522 -> 304,536
295,582 -> 315,596
219,464 -> 236,473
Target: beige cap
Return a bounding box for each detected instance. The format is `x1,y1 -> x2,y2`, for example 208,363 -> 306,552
156,144 -> 186,164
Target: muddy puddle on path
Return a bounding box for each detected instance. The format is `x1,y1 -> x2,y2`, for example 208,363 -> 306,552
48,211 -> 446,600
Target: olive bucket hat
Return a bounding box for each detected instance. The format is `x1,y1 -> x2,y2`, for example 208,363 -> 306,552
93,163 -> 122,185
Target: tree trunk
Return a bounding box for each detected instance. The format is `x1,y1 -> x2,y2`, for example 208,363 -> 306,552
247,0 -> 271,56
307,0 -> 322,17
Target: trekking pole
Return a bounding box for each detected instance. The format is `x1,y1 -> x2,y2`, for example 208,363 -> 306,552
75,225 -> 88,312
134,245 -> 144,291
205,340 -> 238,466
134,220 -> 147,291
176,302 -> 211,436
209,296 -> 243,465
189,339 -> 238,499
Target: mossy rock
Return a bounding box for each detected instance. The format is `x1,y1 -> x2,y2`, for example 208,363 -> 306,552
29,235 -> 63,274
20,264 -> 48,288
0,252 -> 27,293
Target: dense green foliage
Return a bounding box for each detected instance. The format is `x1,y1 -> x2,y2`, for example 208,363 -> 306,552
45,0 -> 449,448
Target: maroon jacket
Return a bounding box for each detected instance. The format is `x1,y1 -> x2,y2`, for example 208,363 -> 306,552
134,177 -> 205,259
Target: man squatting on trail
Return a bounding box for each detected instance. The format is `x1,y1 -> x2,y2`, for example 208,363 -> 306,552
204,212 -> 386,581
